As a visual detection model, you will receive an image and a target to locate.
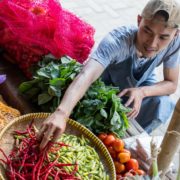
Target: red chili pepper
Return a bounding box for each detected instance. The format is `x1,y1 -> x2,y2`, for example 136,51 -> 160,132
0,125 -> 80,180
0,149 -> 10,162
40,154 -> 59,176
14,171 -> 26,180
54,171 -> 59,180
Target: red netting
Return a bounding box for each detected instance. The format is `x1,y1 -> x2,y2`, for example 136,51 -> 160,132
0,0 -> 95,77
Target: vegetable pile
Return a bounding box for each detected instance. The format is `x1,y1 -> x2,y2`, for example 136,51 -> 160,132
98,133 -> 146,179
0,124 -> 109,180
19,56 -> 130,137
57,134 -> 109,179
0,0 -> 95,78
0,125 -> 78,180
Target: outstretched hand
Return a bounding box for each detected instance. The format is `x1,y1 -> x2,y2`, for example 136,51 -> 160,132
118,87 -> 145,119
37,109 -> 67,150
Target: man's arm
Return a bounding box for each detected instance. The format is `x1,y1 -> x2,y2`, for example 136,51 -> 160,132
57,59 -> 105,117
118,66 -> 179,118
38,59 -> 105,149
140,66 -> 179,97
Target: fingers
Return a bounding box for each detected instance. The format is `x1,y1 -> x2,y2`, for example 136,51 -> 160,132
39,124 -> 55,150
118,89 -> 128,97
51,128 -> 62,143
127,108 -> 139,119
127,99 -> 141,119
124,96 -> 134,107
37,123 -> 48,141
118,88 -> 144,119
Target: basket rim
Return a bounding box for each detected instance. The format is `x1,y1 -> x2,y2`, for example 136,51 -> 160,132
0,112 -> 116,179
0,113 -> 51,139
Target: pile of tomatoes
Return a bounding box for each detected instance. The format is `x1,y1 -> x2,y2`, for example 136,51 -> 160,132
98,133 -> 145,179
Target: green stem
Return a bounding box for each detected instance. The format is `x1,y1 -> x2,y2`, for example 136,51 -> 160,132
152,159 -> 159,177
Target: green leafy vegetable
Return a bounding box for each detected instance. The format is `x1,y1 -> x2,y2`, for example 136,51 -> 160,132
19,56 -> 130,137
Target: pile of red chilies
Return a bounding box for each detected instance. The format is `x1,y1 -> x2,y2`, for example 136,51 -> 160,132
0,125 -> 80,180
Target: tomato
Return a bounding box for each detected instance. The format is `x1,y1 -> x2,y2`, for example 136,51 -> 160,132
120,149 -> 131,157
98,133 -> 107,141
114,161 -> 125,174
108,133 -> 117,138
112,139 -> 124,152
136,169 -> 145,176
103,135 -> 116,146
125,159 -> 139,171
117,152 -> 130,163
107,146 -> 116,159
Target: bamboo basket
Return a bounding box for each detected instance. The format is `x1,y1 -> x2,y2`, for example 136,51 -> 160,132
0,113 -> 116,180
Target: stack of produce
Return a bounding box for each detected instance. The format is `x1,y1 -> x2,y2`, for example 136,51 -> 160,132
0,0 -> 95,77
98,133 -> 146,179
0,124 -> 109,179
19,56 -> 130,137
0,99 -> 21,130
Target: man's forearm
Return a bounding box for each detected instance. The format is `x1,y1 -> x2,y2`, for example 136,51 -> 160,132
56,72 -> 93,117
56,59 -> 104,118
140,80 -> 177,97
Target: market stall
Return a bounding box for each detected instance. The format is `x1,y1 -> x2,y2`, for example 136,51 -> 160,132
0,0 -> 179,179
1,51 -> 179,180
1,62 -> 179,179
0,46 -> 150,179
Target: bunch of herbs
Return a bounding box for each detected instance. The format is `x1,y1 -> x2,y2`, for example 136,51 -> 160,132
19,56 -> 130,137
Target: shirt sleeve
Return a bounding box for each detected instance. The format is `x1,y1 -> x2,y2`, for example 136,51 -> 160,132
90,29 -> 128,68
163,35 -> 180,68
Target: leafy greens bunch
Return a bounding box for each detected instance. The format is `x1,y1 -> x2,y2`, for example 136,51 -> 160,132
19,56 -> 130,137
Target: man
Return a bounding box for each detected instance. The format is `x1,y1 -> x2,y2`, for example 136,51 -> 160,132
38,0 -> 180,149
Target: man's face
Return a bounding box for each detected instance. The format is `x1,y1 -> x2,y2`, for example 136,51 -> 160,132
136,15 -> 178,58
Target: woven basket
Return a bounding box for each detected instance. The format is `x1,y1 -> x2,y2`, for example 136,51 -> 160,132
0,113 -> 116,180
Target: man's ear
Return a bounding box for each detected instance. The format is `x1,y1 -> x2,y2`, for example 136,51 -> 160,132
137,15 -> 142,26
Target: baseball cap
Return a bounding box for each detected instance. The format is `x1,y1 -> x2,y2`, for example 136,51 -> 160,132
141,0 -> 180,28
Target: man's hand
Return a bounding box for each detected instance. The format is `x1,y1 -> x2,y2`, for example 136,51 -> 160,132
118,87 -> 145,119
38,109 -> 67,150
37,59 -> 104,150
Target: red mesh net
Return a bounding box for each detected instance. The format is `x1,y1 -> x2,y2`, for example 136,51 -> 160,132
0,0 -> 95,77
